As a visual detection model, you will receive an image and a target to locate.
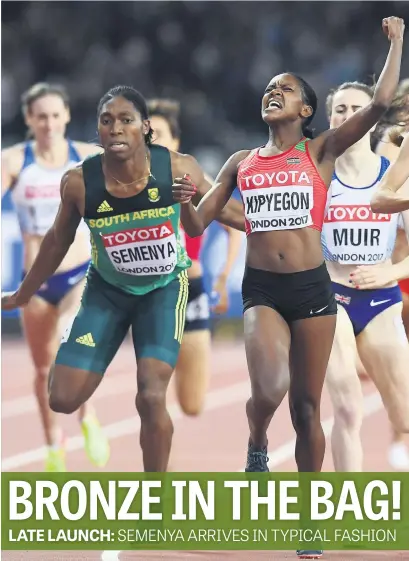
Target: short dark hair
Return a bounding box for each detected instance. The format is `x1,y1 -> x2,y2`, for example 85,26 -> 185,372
147,98 -> 181,140
97,85 -> 153,145
21,82 -> 69,115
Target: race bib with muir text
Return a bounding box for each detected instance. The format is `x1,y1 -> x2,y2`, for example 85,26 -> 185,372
323,205 -> 393,264
101,220 -> 178,276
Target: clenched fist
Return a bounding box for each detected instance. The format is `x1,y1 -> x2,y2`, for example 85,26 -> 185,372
382,16 -> 405,41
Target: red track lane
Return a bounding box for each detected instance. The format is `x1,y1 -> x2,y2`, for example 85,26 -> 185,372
2,338 -> 408,559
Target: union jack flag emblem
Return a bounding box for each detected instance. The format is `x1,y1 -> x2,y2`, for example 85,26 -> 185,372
335,293 -> 351,305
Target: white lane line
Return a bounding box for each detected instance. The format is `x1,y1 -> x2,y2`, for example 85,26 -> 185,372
100,391 -> 383,560
101,552 -> 121,561
1,372 -> 135,420
2,380 -> 251,471
1,345 -> 242,420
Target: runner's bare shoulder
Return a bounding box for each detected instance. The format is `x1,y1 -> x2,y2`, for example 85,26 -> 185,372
60,164 -> 86,209
217,150 -> 252,183
72,141 -> 103,158
230,150 -> 252,168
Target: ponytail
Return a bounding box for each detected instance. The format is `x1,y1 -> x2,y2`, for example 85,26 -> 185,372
302,125 -> 314,139
389,126 -> 405,147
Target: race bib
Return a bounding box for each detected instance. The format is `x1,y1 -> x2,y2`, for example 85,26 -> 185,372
23,184 -> 61,235
17,200 -> 60,236
242,186 -> 313,232
324,205 -> 393,264
102,221 -> 177,276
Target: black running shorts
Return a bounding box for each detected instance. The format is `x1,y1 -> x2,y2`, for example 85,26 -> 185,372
242,262 -> 337,323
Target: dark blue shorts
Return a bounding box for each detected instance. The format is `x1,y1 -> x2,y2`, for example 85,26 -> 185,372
184,276 -> 210,332
22,261 -> 90,306
332,282 -> 403,336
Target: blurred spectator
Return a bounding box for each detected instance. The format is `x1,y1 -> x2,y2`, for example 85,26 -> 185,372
2,1 -> 409,171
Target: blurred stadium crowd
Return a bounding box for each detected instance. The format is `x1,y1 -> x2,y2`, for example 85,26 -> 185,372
2,1 -> 409,175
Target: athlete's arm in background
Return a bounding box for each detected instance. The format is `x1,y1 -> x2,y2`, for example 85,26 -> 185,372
74,141 -> 104,159
315,17 -> 404,161
172,152 -> 246,234
349,209 -> 409,289
203,170 -> 244,313
199,171 -> 244,231
1,145 -> 22,196
173,151 -> 249,237
371,134 -> 409,213
1,151 -> 13,195
212,223 -> 243,314
217,224 -> 243,279
390,210 -> 409,280
1,169 -> 83,310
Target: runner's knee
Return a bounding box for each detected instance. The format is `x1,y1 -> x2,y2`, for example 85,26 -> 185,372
290,397 -> 319,434
250,377 -> 288,415
34,368 -> 50,397
330,380 -> 362,429
34,367 -> 50,383
49,392 -> 81,414
334,400 -> 362,429
175,357 -> 207,417
48,365 -> 93,414
178,395 -> 203,417
136,358 -> 173,420
135,388 -> 167,419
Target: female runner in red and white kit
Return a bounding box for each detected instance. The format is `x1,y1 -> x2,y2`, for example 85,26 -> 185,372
148,99 -> 242,416
173,17 -> 403,470
372,82 -> 409,469
173,16 -> 403,559
321,81 -> 409,473
1,83 -> 109,471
